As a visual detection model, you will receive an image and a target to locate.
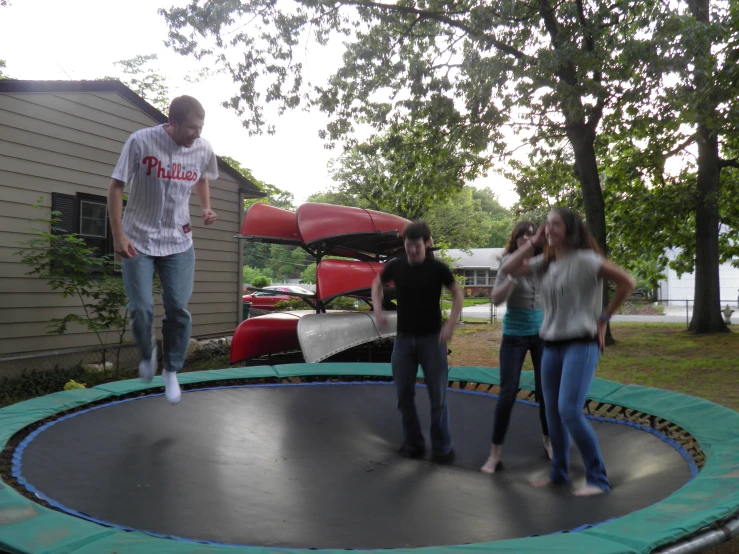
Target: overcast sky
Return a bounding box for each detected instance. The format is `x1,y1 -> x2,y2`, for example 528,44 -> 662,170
0,0 -> 521,207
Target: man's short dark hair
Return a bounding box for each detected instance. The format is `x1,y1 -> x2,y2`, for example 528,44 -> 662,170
169,95 -> 205,124
403,221 -> 431,242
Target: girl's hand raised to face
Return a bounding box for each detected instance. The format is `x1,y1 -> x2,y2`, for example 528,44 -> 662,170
532,222 -> 548,248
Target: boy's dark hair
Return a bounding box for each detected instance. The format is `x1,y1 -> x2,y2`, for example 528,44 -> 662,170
169,95 -> 206,124
403,221 -> 432,242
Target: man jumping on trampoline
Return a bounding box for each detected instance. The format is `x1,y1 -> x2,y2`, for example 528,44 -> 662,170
107,95 -> 219,405
372,221 -> 464,463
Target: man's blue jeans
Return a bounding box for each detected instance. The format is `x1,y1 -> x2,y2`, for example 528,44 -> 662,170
391,334 -> 452,455
122,246 -> 195,373
541,340 -> 610,491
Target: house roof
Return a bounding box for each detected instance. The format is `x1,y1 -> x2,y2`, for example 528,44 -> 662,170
444,248 -> 506,269
0,79 -> 265,198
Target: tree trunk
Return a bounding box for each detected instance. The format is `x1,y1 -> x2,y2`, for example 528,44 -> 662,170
567,123 -> 615,343
689,125 -> 727,333
687,0 -> 727,334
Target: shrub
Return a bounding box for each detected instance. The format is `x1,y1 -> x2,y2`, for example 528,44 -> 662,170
274,298 -> 312,311
252,275 -> 272,288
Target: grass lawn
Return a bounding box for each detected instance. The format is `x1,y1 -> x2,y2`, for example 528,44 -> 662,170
447,321 -> 739,554
441,297 -> 491,309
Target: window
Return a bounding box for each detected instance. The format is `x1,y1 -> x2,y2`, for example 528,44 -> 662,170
52,192 -> 120,263
463,269 -> 494,286
79,200 -> 107,238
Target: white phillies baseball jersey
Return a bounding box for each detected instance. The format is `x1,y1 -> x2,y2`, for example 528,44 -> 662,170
111,124 -> 219,256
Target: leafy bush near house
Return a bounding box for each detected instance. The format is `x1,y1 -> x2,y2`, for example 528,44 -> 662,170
274,298 -> 312,311
252,275 -> 272,288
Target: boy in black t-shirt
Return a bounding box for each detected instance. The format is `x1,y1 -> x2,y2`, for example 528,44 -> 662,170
371,222 -> 464,463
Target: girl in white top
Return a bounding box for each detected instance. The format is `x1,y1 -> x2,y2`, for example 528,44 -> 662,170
502,208 -> 635,496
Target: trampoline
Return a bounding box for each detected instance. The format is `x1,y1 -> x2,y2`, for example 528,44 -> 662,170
2,363 -> 739,554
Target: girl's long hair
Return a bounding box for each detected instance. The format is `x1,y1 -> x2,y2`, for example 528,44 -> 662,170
505,221 -> 539,254
543,208 -> 602,264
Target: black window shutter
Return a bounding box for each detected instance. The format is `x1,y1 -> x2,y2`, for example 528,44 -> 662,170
51,192 -> 79,235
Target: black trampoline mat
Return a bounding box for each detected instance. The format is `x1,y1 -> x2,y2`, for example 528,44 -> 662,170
18,383 -> 693,549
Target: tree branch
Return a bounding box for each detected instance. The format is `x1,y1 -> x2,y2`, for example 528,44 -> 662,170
719,158 -> 739,169
664,134 -> 698,159
339,0 -> 533,62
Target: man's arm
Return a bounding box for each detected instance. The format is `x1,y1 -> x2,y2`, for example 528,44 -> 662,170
440,281 -> 464,343
107,179 -> 136,258
371,274 -> 386,328
193,178 -> 217,225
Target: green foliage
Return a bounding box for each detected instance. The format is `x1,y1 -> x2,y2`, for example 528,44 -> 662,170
14,201 -> 161,374
326,296 -> 369,311
102,54 -> 170,112
251,275 -> 271,288
299,262 -> 317,284
307,190 -> 371,209
220,155 -> 295,209
274,298 -> 311,311
243,265 -> 273,285
0,59 -> 9,79
0,365 -> 138,408
328,121 -> 490,219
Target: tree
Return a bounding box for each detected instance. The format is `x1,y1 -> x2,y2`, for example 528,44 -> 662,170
424,187 -> 495,249
307,189 -> 370,209
470,187 -> 515,247
328,120 -> 490,219
602,0 -> 739,333
159,0 -> 666,264
0,59 -> 9,80
102,54 -> 170,113
220,155 -> 295,210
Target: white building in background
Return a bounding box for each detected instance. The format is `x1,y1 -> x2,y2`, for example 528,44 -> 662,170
443,248 -> 506,297
658,249 -> 739,306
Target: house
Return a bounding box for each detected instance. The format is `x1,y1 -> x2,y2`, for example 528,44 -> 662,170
444,248 -> 506,297
658,248 -> 739,306
0,80 -> 263,374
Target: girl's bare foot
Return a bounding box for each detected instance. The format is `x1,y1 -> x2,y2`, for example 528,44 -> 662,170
543,436 -> 553,460
481,444 -> 503,473
573,484 -> 607,496
529,475 -> 553,488
481,456 -> 502,473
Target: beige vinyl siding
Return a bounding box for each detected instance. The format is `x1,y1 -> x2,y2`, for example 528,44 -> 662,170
0,91 -> 244,359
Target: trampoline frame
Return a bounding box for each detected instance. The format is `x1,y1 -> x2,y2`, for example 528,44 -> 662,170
1,363 -> 739,554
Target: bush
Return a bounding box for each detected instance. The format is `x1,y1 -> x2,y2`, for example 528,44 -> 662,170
474,291 -> 487,298
252,275 -> 272,288
274,298 -> 312,311
326,296 -> 370,311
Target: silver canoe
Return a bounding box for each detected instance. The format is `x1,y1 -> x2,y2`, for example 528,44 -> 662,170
297,311 -> 397,363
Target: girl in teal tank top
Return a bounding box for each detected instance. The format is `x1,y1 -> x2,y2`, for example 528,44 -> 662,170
481,222 -> 551,474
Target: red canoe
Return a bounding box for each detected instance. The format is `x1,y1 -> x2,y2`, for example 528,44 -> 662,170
296,203 -> 410,257
238,202 -> 302,246
230,311 -> 307,363
316,259 -> 393,301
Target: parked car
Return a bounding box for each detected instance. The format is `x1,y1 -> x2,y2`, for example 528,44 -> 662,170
242,285 -> 315,312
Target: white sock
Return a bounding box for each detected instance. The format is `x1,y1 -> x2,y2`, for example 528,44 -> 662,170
163,370 -> 181,404
138,345 -> 157,383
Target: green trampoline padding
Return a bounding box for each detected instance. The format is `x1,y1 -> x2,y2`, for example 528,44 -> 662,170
1,363 -> 738,554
